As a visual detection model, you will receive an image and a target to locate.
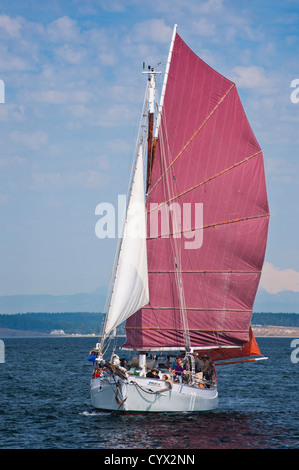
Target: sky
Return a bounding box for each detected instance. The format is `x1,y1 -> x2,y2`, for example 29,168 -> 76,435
0,0 -> 298,304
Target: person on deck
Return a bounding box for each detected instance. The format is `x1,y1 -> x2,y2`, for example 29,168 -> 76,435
146,368 -> 160,379
173,357 -> 186,382
88,348 -> 98,365
120,358 -> 129,370
200,354 -> 213,381
194,353 -> 201,373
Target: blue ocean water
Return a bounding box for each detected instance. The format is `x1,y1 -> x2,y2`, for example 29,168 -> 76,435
0,336 -> 298,449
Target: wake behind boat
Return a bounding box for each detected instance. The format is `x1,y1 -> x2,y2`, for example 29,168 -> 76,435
89,25 -> 269,413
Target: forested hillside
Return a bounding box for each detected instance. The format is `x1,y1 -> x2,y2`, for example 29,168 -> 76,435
0,312 -> 298,336
252,313 -> 299,327
0,312 -> 102,335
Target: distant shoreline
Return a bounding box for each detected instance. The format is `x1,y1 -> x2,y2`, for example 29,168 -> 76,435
0,328 -> 98,338
1,325 -> 299,339
252,325 -> 299,337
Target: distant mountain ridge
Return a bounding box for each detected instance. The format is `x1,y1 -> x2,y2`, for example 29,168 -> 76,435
0,290 -> 106,314
0,287 -> 298,315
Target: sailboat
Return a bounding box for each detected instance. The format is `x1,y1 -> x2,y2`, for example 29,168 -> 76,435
90,25 -> 270,413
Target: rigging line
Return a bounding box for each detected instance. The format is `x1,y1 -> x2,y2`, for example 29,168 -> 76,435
159,105 -> 191,351
151,60 -> 211,346
147,82 -> 236,197
148,270 -> 261,273
126,327 -> 249,332
177,172 -> 211,347
147,213 -> 270,240
130,88 -> 174,349
147,150 -> 263,214
155,118 -> 191,352
140,307 -> 251,312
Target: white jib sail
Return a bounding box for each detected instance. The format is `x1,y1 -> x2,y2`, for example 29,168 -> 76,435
103,143 -> 149,338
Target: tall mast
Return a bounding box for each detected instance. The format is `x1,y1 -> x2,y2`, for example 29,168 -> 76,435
154,24 -> 177,140
146,68 -> 156,192
146,24 -> 177,193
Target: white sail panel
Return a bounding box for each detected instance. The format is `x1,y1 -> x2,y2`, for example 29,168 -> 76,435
103,144 -> 149,337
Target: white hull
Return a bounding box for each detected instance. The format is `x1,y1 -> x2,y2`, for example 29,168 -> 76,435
90,375 -> 218,413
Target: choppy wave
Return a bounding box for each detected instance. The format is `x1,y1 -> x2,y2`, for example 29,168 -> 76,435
0,336 -> 298,449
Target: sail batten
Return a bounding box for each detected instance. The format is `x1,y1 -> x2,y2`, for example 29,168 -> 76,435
146,213 -> 269,240
147,150 -> 263,209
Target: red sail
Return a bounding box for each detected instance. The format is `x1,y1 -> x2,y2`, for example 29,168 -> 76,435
195,328 -> 263,364
123,33 -> 269,352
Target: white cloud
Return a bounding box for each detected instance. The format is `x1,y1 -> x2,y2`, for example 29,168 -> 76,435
92,104 -> 135,128
0,46 -> 29,71
55,44 -> 87,65
197,0 -> 223,14
106,138 -> 130,155
0,156 -> 26,166
193,17 -> 216,37
133,20 -> 172,43
31,171 -> 63,189
98,51 -> 117,66
231,66 -> 269,89
10,130 -> 48,150
0,104 -> 25,121
46,16 -> 81,43
260,262 -> 299,294
264,157 -> 294,184
0,14 -> 23,38
67,170 -> 108,189
31,170 -> 109,190
96,0 -> 127,12
28,89 -> 92,105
